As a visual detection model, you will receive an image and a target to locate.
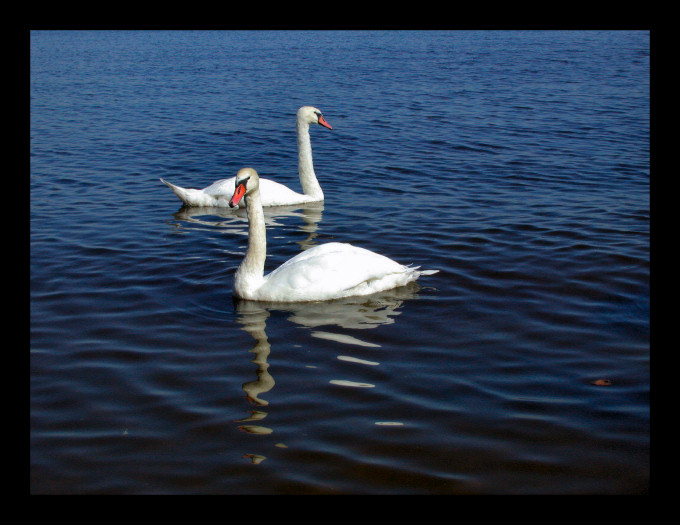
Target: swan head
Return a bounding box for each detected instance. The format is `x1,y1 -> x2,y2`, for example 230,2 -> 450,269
297,106 -> 333,130
229,168 -> 259,208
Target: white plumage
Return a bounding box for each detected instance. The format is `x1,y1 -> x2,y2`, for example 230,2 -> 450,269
228,168 -> 438,302
160,106 -> 332,207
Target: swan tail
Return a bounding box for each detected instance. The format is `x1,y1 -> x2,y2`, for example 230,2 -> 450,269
160,178 -> 210,206
406,264 -> 439,276
160,178 -> 187,199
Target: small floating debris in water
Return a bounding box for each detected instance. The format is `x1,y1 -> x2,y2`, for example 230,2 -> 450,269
591,379 -> 613,386
330,379 -> 375,388
275,443 -> 288,448
375,421 -> 404,426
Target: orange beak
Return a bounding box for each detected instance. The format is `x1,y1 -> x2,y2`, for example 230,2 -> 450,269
318,115 -> 332,130
229,182 -> 247,208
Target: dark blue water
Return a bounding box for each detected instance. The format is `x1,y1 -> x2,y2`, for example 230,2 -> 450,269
30,30 -> 649,494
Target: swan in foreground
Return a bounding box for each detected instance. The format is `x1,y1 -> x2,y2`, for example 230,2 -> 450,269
160,106 -> 332,207
228,168 -> 438,302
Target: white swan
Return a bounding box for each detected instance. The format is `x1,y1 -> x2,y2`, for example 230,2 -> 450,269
228,168 -> 438,302
160,106 -> 332,207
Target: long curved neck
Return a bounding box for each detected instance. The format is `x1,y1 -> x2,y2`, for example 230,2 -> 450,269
235,189 -> 267,293
297,118 -> 324,200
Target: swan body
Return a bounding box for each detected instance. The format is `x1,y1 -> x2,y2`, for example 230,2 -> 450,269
228,168 -> 438,302
160,106 -> 332,207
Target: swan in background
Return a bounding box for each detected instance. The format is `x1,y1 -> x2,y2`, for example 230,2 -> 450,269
160,106 -> 332,207
228,168 -> 438,302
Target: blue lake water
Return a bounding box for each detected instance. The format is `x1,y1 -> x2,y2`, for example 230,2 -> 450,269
30,30 -> 649,494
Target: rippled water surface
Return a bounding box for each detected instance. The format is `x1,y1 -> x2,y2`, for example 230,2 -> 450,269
30,30 -> 649,494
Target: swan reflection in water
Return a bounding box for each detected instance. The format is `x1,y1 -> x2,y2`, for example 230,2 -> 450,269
167,202 -> 434,461
232,282 -> 426,462
169,200 -> 325,252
